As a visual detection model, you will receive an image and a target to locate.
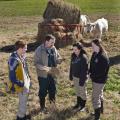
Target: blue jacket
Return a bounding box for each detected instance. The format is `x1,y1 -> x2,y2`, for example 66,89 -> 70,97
8,52 -> 29,93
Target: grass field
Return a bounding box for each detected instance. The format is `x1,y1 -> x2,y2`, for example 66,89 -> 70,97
66,0 -> 120,13
0,0 -> 119,16
0,0 -> 120,120
0,0 -> 47,16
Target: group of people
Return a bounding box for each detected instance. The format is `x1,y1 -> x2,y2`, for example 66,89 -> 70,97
69,39 -> 109,120
8,34 -> 109,120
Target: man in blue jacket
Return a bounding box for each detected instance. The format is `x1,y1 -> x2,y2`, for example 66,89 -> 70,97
8,41 -> 31,120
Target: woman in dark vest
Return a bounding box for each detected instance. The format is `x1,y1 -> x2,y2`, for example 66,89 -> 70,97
89,39 -> 110,120
69,42 -> 89,111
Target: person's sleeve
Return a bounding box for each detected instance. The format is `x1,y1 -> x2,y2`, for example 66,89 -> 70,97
79,55 -> 88,86
54,47 -> 63,64
69,56 -> 73,81
9,58 -> 24,87
89,54 -> 94,75
96,56 -> 110,78
24,58 -> 31,78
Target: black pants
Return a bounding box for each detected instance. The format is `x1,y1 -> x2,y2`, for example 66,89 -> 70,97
38,75 -> 56,101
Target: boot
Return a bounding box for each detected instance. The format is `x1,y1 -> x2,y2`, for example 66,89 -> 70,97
91,101 -> 103,115
24,114 -> 31,120
40,97 -> 45,109
100,100 -> 104,114
49,94 -> 55,104
39,97 -> 48,113
94,108 -> 101,120
16,116 -> 25,120
73,96 -> 80,109
79,97 -> 86,111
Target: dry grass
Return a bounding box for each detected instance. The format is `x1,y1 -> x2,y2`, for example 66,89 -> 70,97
0,14 -> 120,120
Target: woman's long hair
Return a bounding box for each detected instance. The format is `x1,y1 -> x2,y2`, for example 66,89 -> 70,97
92,39 -> 108,57
72,42 -> 87,57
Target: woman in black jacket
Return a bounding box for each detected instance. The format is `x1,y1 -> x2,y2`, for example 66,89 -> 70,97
69,42 -> 89,111
89,39 -> 110,120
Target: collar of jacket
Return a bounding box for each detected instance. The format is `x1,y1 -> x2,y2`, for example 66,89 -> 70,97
11,52 -> 23,64
40,44 -> 55,52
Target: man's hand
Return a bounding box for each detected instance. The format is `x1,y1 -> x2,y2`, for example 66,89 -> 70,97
42,66 -> 51,73
57,58 -> 66,64
48,67 -> 60,77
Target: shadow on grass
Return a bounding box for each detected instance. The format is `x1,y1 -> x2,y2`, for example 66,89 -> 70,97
109,55 -> 120,66
42,107 -> 94,120
1,42 -> 120,66
0,41 -> 40,53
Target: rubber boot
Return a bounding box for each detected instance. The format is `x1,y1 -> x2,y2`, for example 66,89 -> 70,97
79,97 -> 86,111
94,108 -> 101,120
39,97 -> 48,113
100,100 -> 104,114
73,96 -> 81,109
24,114 -> 31,120
16,116 -> 25,120
91,101 -> 103,116
49,94 -> 55,104
40,97 -> 45,109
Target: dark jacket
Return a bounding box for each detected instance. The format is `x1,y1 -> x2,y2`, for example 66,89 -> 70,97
69,53 -> 88,86
89,52 -> 110,83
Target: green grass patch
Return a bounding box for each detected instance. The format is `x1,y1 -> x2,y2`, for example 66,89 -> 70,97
66,0 -> 120,13
0,0 -> 47,16
0,0 -> 120,17
105,67 -> 120,91
67,88 -> 75,96
113,99 -> 120,107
